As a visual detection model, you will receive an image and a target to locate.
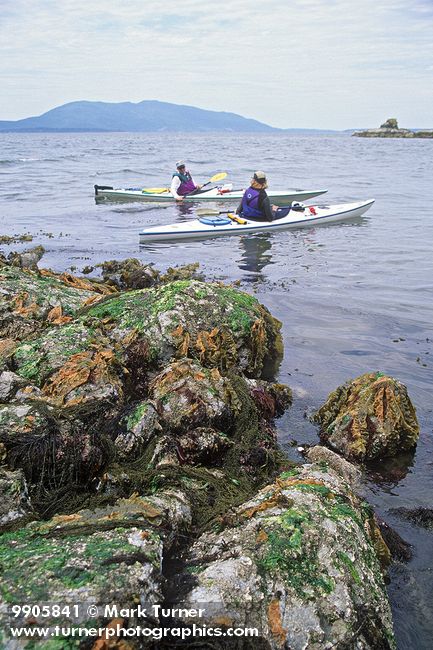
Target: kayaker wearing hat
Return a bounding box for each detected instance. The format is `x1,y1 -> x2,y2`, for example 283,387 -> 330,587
236,171 -> 278,221
170,161 -> 202,201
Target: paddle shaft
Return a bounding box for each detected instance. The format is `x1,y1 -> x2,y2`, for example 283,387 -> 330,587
184,172 -> 227,196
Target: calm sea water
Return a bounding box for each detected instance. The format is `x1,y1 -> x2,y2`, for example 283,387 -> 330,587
1,132 -> 432,648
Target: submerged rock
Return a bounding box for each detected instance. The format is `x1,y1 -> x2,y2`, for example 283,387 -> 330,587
391,507 -> 433,530
312,372 -> 419,461
173,462 -> 395,649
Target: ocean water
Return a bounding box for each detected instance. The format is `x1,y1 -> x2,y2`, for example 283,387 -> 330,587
1,132 -> 432,648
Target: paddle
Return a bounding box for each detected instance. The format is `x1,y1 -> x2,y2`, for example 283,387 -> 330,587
184,172 -> 228,195
142,172 -> 227,195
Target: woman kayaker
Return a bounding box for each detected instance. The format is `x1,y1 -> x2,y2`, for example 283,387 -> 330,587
236,171 -> 279,221
170,161 -> 202,201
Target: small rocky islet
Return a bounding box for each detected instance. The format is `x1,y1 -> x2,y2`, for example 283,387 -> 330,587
0,248 -> 422,648
352,117 -> 433,138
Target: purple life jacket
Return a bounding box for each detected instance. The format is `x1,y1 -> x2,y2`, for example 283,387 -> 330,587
173,171 -> 197,195
241,187 -> 264,218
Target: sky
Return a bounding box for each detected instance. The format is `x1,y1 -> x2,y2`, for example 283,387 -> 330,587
1,0 -> 433,129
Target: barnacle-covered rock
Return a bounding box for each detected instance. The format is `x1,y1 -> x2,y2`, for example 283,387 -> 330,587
7,245 -> 45,271
175,427 -> 233,465
101,371 -> 291,531
0,371 -> 27,402
305,445 -> 362,486
173,463 -> 395,649
313,372 -> 419,461
98,257 -> 160,289
113,358 -> 238,462
81,280 -> 283,377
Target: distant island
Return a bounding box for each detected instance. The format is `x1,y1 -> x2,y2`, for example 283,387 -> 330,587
352,118 -> 433,138
0,100 -> 340,134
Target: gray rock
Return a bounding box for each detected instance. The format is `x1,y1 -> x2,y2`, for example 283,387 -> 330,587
115,400 -> 161,459
0,489 -> 191,644
0,467 -> 33,531
305,445 -> 362,486
173,463 -> 395,649
0,372 -> 27,403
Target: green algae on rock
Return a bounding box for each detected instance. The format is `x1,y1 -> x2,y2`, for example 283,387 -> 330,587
0,262 -> 115,342
0,490 -> 191,637
81,280 -> 283,377
312,372 -> 419,461
9,323 -> 127,412
172,462 -> 395,649
0,257 -> 400,649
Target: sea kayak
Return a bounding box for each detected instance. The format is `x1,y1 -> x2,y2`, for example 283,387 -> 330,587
94,185 -> 327,205
139,200 -> 374,243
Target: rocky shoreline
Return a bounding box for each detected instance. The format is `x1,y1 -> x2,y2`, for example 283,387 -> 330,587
0,249 -> 421,648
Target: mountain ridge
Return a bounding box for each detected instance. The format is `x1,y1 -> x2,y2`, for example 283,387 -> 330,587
0,100 -> 340,134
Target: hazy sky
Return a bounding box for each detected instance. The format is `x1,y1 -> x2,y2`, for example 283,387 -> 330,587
1,0 -> 433,129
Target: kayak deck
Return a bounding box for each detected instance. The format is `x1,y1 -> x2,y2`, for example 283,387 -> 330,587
139,200 -> 375,243
95,184 -> 328,205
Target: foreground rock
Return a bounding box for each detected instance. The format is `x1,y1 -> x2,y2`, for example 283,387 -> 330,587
0,490 -> 191,639
313,372 -> 419,461
173,462 -> 395,649
0,258 -> 397,648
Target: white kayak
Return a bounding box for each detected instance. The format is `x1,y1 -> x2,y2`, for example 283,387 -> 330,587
94,184 -> 327,205
139,200 -> 374,243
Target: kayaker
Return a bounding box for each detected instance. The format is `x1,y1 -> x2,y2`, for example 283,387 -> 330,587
170,161 -> 202,201
236,171 -> 279,221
